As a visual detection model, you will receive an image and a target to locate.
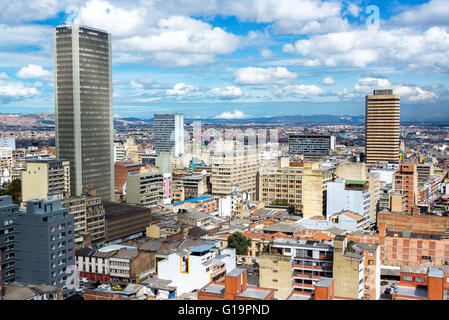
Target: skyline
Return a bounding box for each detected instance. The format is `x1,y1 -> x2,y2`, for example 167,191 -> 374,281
0,0 -> 449,120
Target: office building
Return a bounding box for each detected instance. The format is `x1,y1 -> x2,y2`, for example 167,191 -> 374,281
154,114 -> 184,156
54,25 -> 114,200
0,196 -> 19,283
288,133 -> 335,160
21,160 -> 71,203
301,163 -> 334,218
114,161 -> 145,194
126,172 -> 164,207
365,89 -> 400,164
14,199 -> 76,297
211,148 -> 259,200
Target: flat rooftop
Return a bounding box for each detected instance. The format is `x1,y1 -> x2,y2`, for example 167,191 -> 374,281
395,286 -> 427,299
238,287 -> 272,300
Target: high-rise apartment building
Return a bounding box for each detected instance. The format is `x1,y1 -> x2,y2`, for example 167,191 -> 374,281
0,196 -> 19,283
288,133 -> 335,160
301,163 -> 334,218
154,114 -> 184,156
14,199 -> 76,297
211,148 -> 259,200
393,163 -> 418,213
21,160 -> 71,203
61,188 -> 105,248
54,25 -> 114,200
365,89 -> 400,164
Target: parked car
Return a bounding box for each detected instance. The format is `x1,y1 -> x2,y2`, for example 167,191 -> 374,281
248,270 -> 253,276
380,281 -> 388,286
384,288 -> 391,295
237,260 -> 244,266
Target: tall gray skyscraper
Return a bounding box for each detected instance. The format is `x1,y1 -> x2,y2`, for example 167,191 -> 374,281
54,25 -> 114,200
154,113 -> 184,156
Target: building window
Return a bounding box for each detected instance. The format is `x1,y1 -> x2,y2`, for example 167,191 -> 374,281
416,277 -> 425,283
368,251 -> 374,257
404,276 -> 413,281
368,260 -> 374,265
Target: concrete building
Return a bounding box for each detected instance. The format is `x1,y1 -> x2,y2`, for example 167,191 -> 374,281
54,25 -> 114,200
301,162 -> 334,218
259,253 -> 293,300
0,148 -> 13,179
326,179 -> 371,229
259,163 -> 303,208
61,188 -> 105,247
211,149 -> 259,200
126,172 -> 164,207
157,244 -> 236,296
154,113 -> 184,157
109,248 -> 152,284
14,199 -> 76,297
393,163 -> 418,213
0,196 -> 19,283
288,133 -> 335,160
267,238 -> 334,298
332,235 -> 380,300
365,89 -> 400,164
21,160 -> 71,203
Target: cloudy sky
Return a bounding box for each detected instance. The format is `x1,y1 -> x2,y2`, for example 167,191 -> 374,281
0,0 -> 448,120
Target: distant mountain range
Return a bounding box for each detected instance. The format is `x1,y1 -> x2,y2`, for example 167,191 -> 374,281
1,112 -> 447,128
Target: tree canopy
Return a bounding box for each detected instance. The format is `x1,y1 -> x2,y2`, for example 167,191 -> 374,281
227,232 -> 252,256
0,179 -> 21,204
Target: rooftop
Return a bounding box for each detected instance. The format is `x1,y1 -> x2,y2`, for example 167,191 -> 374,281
238,287 -> 272,300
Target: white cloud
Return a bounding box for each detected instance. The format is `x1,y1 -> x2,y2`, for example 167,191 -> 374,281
234,66 -> 297,85
260,48 -> 273,58
17,64 -> 52,80
166,82 -> 198,95
321,76 -> 335,85
282,26 -> 449,71
276,84 -> 325,97
391,0 -> 449,27
210,86 -> 243,100
214,110 -> 250,119
350,77 -> 437,102
347,4 -> 360,18
0,79 -> 40,103
69,0 -> 146,37
0,72 -> 8,79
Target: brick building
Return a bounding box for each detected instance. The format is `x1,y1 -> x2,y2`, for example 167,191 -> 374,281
198,268 -> 274,300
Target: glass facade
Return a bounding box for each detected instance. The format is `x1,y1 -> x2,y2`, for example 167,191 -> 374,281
54,25 -> 114,200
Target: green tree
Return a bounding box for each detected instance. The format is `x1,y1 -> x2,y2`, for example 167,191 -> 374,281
0,179 -> 21,204
227,232 -> 252,255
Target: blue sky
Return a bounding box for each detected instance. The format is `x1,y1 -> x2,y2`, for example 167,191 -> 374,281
0,0 -> 448,120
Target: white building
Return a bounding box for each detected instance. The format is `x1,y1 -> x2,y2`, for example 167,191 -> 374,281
0,137 -> 15,150
326,179 -> 371,229
157,243 -> 236,296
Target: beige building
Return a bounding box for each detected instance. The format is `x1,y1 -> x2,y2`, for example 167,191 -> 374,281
259,161 -> 333,218
21,160 -> 70,203
335,162 -> 366,181
211,148 -> 259,200
365,89 -> 400,164
258,162 -> 303,208
126,172 -> 164,207
61,188 -> 105,247
301,162 -> 333,218
332,235 -> 380,300
259,253 -> 292,300
0,147 -> 12,175
367,172 -> 380,225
